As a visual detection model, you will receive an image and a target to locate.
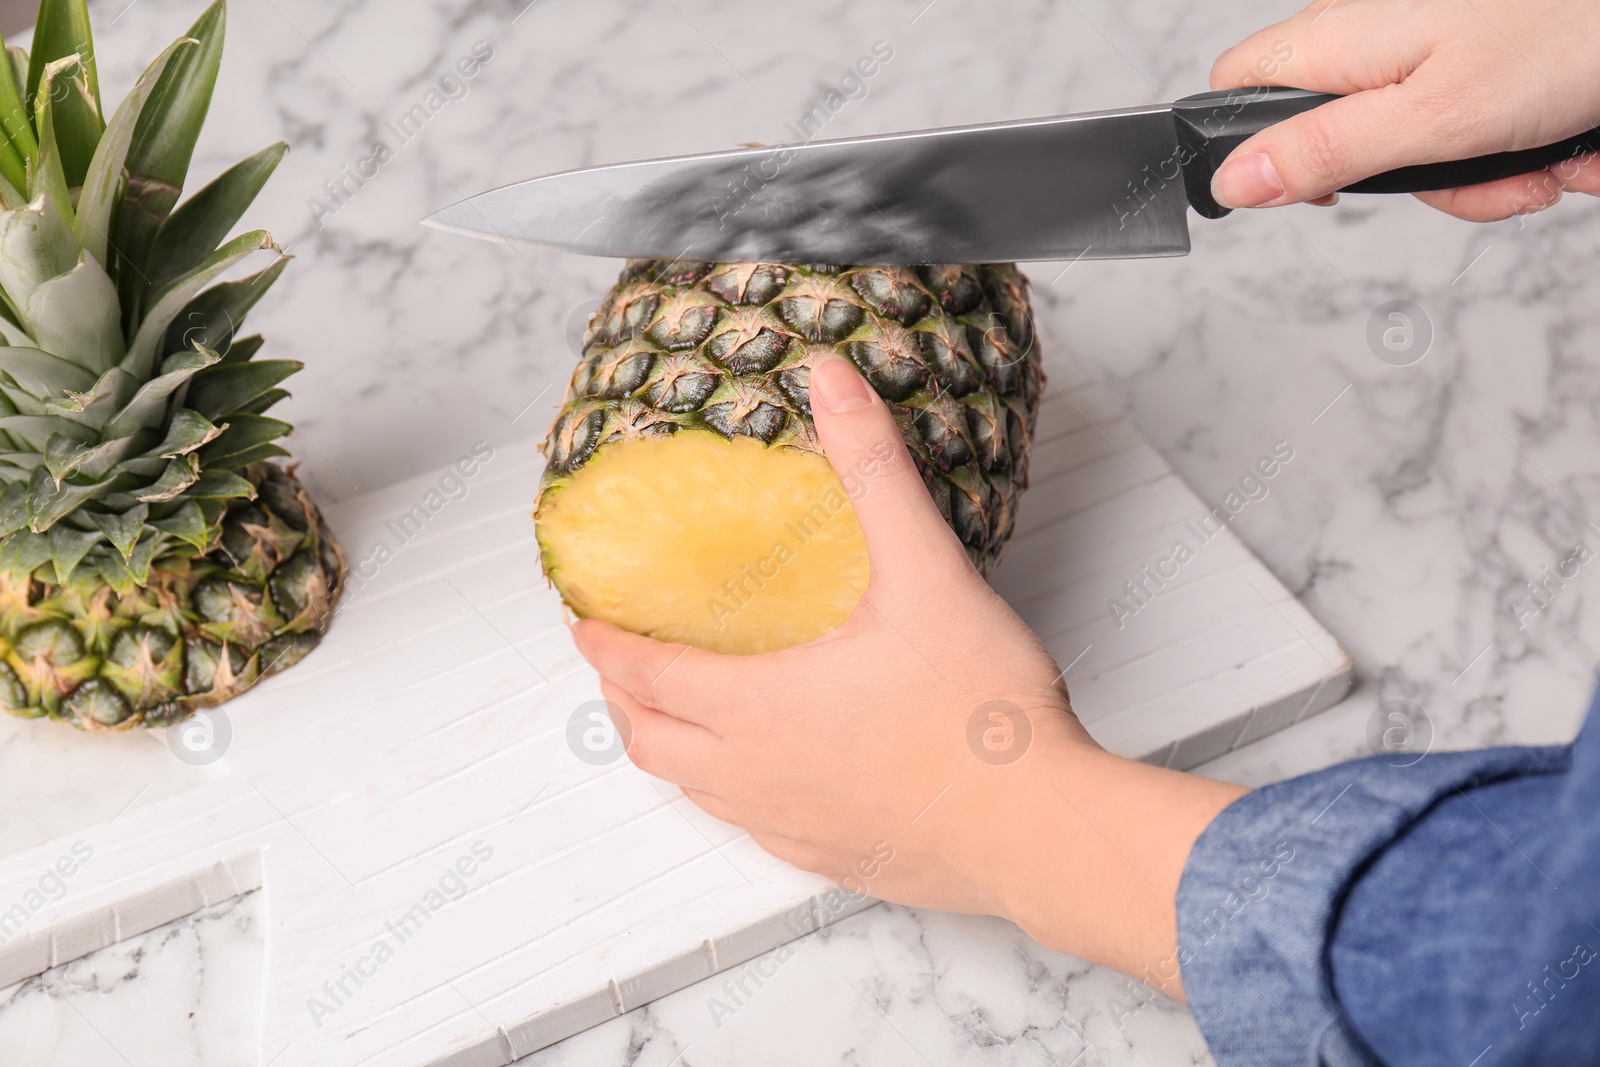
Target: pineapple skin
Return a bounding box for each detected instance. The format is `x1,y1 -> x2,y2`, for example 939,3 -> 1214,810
0,462 -> 342,731
537,259 -> 1044,615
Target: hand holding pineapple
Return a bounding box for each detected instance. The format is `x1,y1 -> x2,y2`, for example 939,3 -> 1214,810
574,356 -> 1246,995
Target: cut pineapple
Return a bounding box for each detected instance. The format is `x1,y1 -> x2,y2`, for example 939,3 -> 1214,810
538,433 -> 867,654
536,259 -> 1043,655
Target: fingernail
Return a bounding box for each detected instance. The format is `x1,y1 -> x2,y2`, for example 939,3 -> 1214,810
811,355 -> 873,413
1212,151 -> 1286,209
1518,189 -> 1562,214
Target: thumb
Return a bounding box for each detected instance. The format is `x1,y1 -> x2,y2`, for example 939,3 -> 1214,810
807,355 -> 973,589
1212,82 -> 1439,208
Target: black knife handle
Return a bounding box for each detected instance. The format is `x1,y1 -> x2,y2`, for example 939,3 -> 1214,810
1171,86 -> 1600,219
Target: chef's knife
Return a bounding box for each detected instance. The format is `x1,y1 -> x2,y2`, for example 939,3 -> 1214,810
425,86 -> 1600,264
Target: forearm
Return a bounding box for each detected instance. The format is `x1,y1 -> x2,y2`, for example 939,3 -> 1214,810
980,738 -> 1247,1000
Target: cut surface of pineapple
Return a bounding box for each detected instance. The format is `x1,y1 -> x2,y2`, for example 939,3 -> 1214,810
537,431 -> 868,654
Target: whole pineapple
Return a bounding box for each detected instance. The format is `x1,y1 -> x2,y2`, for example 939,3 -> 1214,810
0,0 -> 341,732
536,259 -> 1041,654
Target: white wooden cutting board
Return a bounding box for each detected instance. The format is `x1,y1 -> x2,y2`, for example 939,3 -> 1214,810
0,353 -> 1349,1065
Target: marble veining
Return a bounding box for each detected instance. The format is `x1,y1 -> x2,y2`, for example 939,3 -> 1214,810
0,891 -> 264,1066
2,0 -> 1597,1063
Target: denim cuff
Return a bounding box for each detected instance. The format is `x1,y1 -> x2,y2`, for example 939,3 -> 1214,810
1174,744 -> 1570,1067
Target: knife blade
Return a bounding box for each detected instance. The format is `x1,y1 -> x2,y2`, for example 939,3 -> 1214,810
424,87 -> 1600,265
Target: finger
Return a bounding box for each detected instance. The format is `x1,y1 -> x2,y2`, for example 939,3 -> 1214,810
1210,1 -> 1430,96
680,785 -> 741,826
1210,19 -> 1298,92
572,618 -> 736,728
1553,152 -> 1600,196
747,829 -> 831,873
1412,169 -> 1565,222
601,678 -> 724,791
1212,77 -> 1471,208
808,355 -> 975,590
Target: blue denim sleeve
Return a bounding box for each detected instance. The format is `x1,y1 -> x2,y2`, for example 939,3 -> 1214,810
1175,685 -> 1600,1067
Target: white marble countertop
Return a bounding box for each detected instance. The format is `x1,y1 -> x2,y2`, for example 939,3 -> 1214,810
3,0 -> 1598,1063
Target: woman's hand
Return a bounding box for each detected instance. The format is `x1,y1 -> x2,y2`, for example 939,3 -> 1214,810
572,355 -> 1246,992
1210,0 -> 1600,220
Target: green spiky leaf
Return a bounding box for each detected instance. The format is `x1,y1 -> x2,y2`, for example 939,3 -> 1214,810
0,39 -> 36,179
45,429 -> 97,481
110,0 -> 225,317
186,359 -> 299,421
103,346 -> 219,437
0,454 -> 39,479
185,468 -> 253,499
0,128 -> 25,198
148,498 -> 210,550
41,65 -> 101,193
0,383 -> 43,415
231,386 -> 287,416
47,522 -> 99,581
5,48 -> 28,110
28,55 -> 86,220
44,429 -> 143,483
122,229 -> 276,377
76,36 -> 194,269
208,442 -> 288,469
47,364 -> 137,429
104,455 -> 163,481
133,454 -> 198,503
27,0 -> 100,110
216,333 -> 262,367
162,256 -> 286,356
87,503 -> 145,560
24,254 -> 124,374
0,347 -> 96,397
197,412 -> 289,465
96,528 -> 158,589
0,480 -> 25,535
0,306 -> 33,347
0,413 -> 95,450
153,407 -> 222,457
0,194 -> 79,321
28,0 -> 103,188
147,141 -> 285,292
4,528 -> 51,577
27,463 -> 106,530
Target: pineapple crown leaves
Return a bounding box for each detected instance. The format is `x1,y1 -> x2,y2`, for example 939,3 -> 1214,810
0,0 -> 300,593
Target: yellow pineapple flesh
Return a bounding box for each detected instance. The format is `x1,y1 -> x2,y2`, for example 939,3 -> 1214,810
537,434 -> 868,654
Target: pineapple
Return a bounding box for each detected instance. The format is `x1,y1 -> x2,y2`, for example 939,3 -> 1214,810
536,259 -> 1041,654
0,0 -> 341,732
